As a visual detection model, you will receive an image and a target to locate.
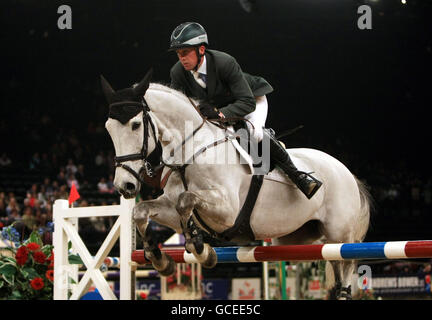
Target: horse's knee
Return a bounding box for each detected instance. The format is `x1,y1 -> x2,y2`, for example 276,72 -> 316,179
133,206 -> 149,236
176,191 -> 197,216
133,203 -> 149,222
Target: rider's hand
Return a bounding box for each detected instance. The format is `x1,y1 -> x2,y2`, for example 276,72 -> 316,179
198,102 -> 222,119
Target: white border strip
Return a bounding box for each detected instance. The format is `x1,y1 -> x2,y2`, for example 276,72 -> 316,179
384,241 -> 408,259
237,246 -> 257,263
321,244 -> 344,260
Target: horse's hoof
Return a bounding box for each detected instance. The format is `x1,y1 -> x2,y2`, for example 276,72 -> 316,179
201,244 -> 218,269
337,286 -> 352,300
154,253 -> 176,276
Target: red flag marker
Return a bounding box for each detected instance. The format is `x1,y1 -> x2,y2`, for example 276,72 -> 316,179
68,182 -> 80,206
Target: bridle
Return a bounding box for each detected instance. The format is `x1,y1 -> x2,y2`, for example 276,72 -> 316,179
110,98 -> 162,185
109,94 -> 245,193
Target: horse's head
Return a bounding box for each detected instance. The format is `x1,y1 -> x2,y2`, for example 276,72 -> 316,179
102,69 -> 159,199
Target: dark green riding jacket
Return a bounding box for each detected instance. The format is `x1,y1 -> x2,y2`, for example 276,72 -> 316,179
170,49 -> 273,118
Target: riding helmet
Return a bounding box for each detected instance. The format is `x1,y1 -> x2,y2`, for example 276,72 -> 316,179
169,22 -> 208,50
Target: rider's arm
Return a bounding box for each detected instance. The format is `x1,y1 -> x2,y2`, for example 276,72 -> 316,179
217,57 -> 256,119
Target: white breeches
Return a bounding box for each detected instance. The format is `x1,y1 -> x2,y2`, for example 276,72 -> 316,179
245,95 -> 268,142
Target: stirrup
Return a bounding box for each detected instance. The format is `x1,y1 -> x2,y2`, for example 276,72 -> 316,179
296,171 -> 322,199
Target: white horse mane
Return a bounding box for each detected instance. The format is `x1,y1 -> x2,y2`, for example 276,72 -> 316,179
147,83 -> 199,107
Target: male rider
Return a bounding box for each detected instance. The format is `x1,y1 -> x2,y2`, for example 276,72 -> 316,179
169,22 -> 322,199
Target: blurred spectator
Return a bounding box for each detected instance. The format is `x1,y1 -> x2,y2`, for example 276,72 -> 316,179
37,185 -> 48,205
57,168 -> 67,186
27,183 -> 38,196
79,179 -> 91,191
29,152 -> 41,170
0,199 -> 7,219
6,208 -> 22,227
58,185 -> 69,200
45,181 -> 59,201
24,192 -> 37,208
75,164 -> 86,182
97,177 -> 110,193
107,174 -> 115,192
22,206 -> 37,233
42,177 -> 51,190
95,151 -> 106,168
44,202 -> 53,222
66,158 -> 78,175
67,174 -> 80,190
0,153 -> 12,167
6,197 -> 20,216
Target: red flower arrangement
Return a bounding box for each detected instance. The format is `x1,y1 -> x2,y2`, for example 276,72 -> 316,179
0,230 -> 55,299
30,277 -> 45,290
46,269 -> 54,282
15,246 -> 29,266
26,242 -> 40,252
33,251 -> 47,264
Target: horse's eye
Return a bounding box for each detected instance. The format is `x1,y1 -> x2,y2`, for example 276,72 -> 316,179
132,122 -> 141,131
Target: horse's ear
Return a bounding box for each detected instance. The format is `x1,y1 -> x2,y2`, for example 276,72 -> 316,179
133,68 -> 153,97
100,75 -> 115,104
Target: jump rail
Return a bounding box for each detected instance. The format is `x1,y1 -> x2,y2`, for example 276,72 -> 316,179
132,241 -> 432,264
53,196 -> 432,300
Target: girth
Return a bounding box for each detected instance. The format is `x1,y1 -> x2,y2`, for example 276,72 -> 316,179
171,135 -> 264,242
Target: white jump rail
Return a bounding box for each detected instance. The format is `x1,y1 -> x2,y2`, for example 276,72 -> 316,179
53,197 -> 135,300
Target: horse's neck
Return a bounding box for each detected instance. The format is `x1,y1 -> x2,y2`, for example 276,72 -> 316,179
146,88 -> 223,163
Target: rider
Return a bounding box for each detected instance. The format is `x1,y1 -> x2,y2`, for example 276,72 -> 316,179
169,22 -> 322,199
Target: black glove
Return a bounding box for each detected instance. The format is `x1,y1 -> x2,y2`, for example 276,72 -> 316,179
198,102 -> 221,119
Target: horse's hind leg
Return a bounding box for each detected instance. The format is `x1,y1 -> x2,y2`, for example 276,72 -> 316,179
328,260 -> 355,300
176,189 -> 234,269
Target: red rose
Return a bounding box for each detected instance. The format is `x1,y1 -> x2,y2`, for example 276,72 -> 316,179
45,269 -> 54,282
15,246 -> 29,266
30,277 -> 44,290
26,242 -> 40,252
0,222 -> 4,228
33,251 -> 47,264
46,251 -> 54,263
139,292 -> 147,299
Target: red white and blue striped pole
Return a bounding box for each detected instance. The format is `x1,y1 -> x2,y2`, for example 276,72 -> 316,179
131,240 -> 432,264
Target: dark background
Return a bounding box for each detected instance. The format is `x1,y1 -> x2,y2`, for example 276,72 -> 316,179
1,0 -> 432,244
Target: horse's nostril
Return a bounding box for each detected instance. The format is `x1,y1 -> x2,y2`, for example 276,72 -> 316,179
125,183 -> 135,192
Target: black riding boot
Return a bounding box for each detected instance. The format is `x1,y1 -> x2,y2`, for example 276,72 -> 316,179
264,128 -> 322,199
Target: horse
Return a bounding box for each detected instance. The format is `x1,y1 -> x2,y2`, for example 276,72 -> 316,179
101,70 -> 371,299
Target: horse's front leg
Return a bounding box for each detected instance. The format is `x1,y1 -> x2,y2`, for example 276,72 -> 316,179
133,196 -> 180,276
175,189 -> 235,269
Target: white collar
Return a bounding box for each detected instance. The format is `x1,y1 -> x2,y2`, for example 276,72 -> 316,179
190,55 -> 207,75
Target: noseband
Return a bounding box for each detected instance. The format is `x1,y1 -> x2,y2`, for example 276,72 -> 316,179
110,98 -> 162,185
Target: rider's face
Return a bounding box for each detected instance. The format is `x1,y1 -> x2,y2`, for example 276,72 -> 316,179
176,46 -> 204,71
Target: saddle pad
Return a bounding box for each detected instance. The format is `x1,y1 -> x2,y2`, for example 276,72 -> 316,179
229,137 -> 254,174
229,137 -> 294,186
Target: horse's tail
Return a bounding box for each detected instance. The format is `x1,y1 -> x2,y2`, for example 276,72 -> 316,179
324,175 -> 373,291
352,175 -> 372,243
